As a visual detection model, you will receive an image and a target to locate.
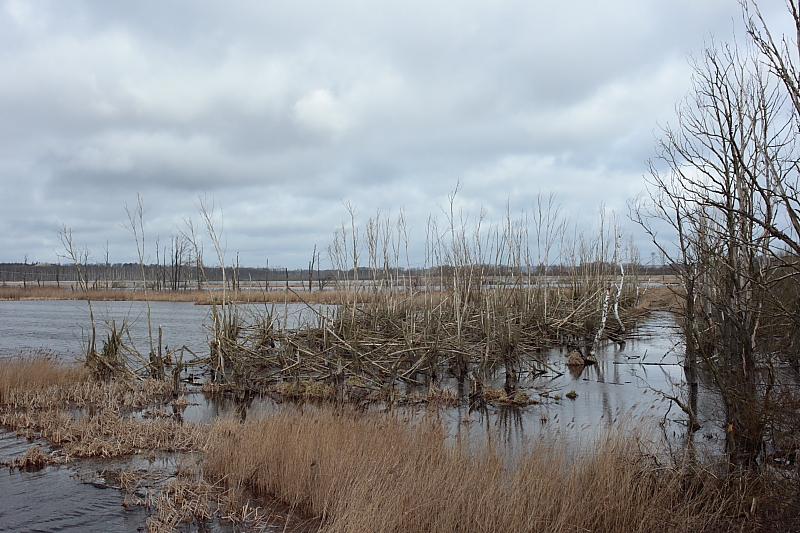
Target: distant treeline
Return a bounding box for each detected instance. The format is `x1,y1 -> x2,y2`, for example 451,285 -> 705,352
0,261 -> 673,289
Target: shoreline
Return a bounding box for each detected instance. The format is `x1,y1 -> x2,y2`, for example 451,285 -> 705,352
0,280 -> 681,308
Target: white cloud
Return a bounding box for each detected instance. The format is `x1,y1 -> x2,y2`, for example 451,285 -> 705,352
4,0 -> 37,29
293,88 -> 352,136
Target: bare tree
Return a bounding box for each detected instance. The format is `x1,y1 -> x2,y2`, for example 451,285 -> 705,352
634,33 -> 800,466
124,194 -> 163,379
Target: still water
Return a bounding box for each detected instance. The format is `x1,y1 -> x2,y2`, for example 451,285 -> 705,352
0,300 -> 717,531
0,431 -> 147,532
0,299 -> 325,358
0,300 -> 708,435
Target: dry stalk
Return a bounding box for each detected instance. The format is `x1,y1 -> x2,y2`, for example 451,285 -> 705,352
202,407 -> 758,533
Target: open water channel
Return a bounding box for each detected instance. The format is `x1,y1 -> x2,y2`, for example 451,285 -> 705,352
0,300 -> 721,531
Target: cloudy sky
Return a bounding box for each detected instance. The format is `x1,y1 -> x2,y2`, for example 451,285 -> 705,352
0,0 -> 789,268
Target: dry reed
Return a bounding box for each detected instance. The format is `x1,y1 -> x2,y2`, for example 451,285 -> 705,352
146,477 -> 215,532
0,444 -> 57,470
0,355 -> 783,531
203,408 -> 759,533
0,351 -> 87,405
0,400 -> 204,458
0,356 -> 202,458
0,285 -> 197,302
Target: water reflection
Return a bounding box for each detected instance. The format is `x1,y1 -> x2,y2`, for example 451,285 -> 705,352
0,304 -> 736,531
0,303 -> 727,464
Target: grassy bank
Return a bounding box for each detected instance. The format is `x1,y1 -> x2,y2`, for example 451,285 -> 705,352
0,285 -> 329,303
0,352 -> 87,405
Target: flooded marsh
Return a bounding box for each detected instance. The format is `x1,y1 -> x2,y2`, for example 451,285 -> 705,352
0,284 -> 794,532
0,297 -> 747,532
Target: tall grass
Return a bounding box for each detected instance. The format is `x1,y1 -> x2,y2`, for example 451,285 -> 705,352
0,354 -> 200,456
203,409 -> 754,533
0,355 -> 784,531
0,352 -> 87,405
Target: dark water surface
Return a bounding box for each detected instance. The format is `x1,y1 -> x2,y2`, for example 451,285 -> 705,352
0,431 -> 148,532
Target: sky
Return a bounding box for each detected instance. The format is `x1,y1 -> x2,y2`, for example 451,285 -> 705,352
0,0 -> 791,269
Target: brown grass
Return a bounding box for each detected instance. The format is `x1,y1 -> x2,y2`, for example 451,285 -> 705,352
0,283 -> 681,310
0,444 -> 57,470
0,355 -> 784,532
203,408 -> 758,533
0,400 -> 204,458
1,370 -> 174,412
636,283 -> 681,311
0,285 -> 210,302
0,355 -> 200,457
0,352 -> 88,405
146,477 -> 215,532
0,284 -> 436,306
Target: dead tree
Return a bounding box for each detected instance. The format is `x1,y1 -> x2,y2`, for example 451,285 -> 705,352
634,36 -> 799,467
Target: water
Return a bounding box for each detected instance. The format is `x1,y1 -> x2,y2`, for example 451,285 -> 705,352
0,300 -> 719,530
405,310 -> 723,453
0,300 -> 717,441
0,432 -> 148,532
0,300 -> 328,358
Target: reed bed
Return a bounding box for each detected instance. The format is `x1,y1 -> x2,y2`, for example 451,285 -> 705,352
190,204 -> 649,397
0,400 -> 204,458
0,444 -> 55,469
0,356 -> 790,532
202,409 -> 761,533
0,285 -> 197,301
635,283 -> 681,311
0,351 -> 88,405
0,355 -> 200,458
196,288 -> 401,305
146,477 -> 216,532
1,373 -> 174,412
199,278 -> 644,405
143,465 -> 320,533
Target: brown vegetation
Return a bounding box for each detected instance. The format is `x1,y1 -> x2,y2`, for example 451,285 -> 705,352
0,284 -> 431,305
18,195 -> 651,403
635,283 -> 681,311
0,285 -> 216,302
203,408 -> 767,533
2,355 -> 799,532
0,352 -> 88,405
0,354 -> 196,456
0,444 -> 53,469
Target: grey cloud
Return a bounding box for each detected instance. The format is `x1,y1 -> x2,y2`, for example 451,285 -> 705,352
0,0 -> 787,266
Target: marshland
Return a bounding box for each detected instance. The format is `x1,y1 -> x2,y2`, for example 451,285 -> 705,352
7,3 -> 800,531
1,188 -> 798,533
